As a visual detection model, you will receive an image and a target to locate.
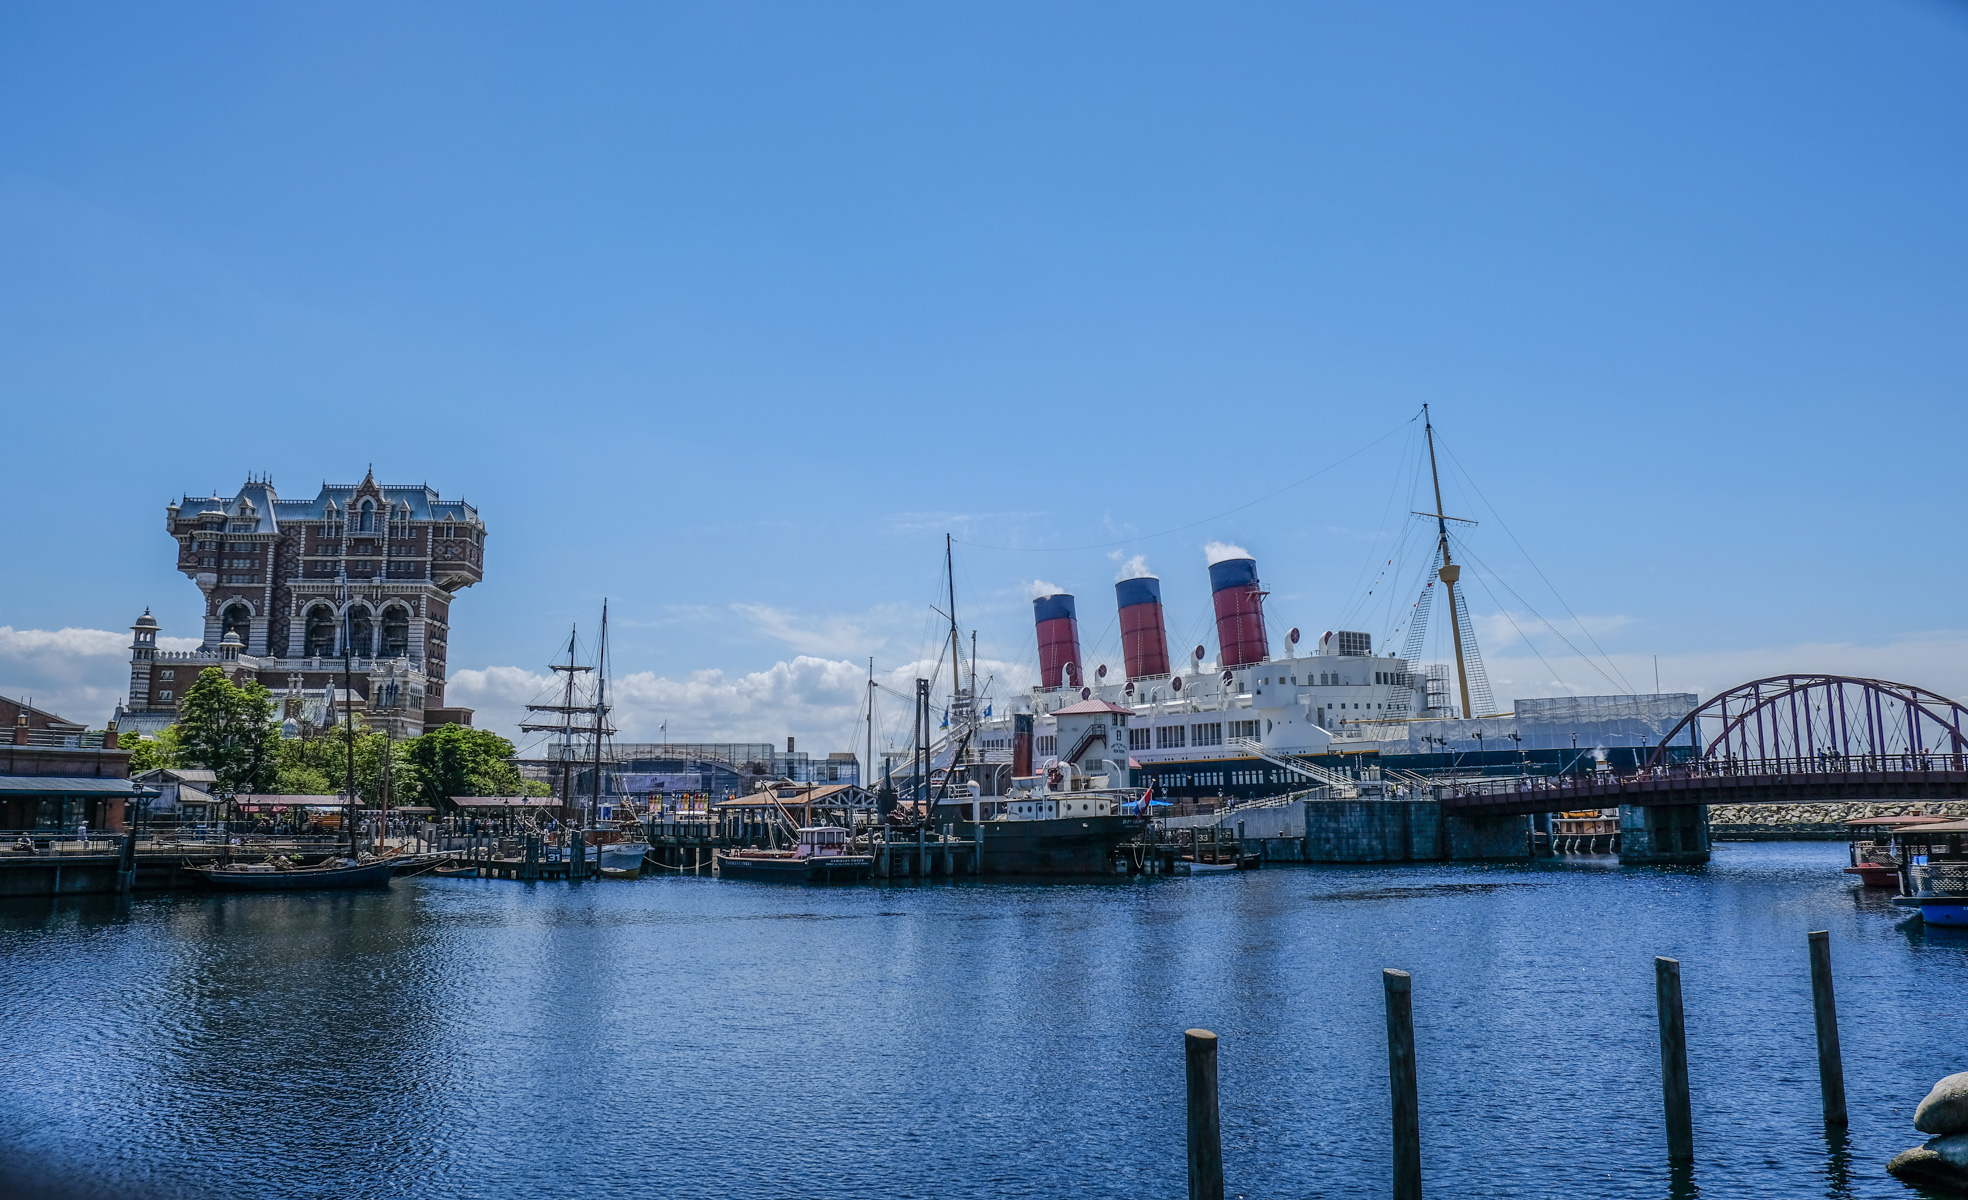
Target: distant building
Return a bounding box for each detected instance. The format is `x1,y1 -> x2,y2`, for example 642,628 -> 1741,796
116,471 -> 486,739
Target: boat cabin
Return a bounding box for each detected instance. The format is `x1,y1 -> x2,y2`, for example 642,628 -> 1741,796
795,826 -> 848,858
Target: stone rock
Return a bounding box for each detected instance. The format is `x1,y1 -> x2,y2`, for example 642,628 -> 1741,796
1888,1134 -> 1968,1196
1918,1073 -> 1968,1136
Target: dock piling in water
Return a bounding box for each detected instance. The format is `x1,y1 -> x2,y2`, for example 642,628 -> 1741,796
1383,969 -> 1422,1200
1654,956 -> 1694,1163
1807,930 -> 1848,1127
1184,1028 -> 1223,1200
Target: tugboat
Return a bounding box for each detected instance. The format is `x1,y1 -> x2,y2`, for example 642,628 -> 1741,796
718,826 -> 873,883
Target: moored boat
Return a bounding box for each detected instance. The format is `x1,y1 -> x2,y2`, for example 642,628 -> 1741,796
191,857 -> 396,891
1886,819 -> 1968,926
719,826 -> 872,883
1844,815 -> 1953,888
596,840 -> 651,873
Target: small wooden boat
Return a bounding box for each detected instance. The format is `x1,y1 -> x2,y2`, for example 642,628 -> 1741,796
190,857 -> 396,891
599,864 -> 641,880
1175,858 -> 1238,876
719,826 -> 872,883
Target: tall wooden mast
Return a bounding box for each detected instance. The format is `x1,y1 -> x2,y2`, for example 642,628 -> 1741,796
1423,405 -> 1476,719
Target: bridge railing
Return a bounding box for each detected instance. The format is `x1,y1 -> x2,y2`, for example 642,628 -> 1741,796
1438,752 -> 1968,804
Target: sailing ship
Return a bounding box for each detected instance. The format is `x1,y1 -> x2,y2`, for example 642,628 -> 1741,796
518,604 -> 650,876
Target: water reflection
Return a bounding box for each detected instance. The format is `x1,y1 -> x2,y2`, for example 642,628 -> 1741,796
1,843 -> 1962,1200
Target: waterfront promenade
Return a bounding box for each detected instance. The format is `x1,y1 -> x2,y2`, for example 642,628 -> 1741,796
1,842 -> 1961,1199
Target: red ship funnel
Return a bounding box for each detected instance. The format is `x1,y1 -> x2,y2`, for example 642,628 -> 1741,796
1208,557 -> 1269,667
1033,593 -> 1082,689
1115,576 -> 1171,679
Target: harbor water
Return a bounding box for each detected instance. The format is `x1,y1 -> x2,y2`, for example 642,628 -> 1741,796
2,842 -> 1963,1199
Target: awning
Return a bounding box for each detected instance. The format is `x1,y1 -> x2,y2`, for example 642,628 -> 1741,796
0,776 -> 139,797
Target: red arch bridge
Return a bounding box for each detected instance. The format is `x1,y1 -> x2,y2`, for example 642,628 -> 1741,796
1440,674 -> 1968,818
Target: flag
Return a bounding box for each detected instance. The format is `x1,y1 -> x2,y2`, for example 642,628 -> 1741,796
1137,780 -> 1153,816
941,707 -> 949,728
983,703 -> 992,717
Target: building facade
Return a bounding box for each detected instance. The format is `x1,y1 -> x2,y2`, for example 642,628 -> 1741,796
117,472 -> 486,739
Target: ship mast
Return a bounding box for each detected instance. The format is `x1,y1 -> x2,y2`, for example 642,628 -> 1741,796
519,627 -> 592,825
1422,404 -> 1475,719
590,601 -> 609,831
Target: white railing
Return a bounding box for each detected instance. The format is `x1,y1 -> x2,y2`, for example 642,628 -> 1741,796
1228,738 -> 1358,794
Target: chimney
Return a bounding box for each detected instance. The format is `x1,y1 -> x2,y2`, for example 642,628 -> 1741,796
1115,576 -> 1171,679
1209,556 -> 1270,668
1012,713 -> 1034,778
1033,594 -> 1083,689
103,719 -> 119,750
13,712 -> 28,746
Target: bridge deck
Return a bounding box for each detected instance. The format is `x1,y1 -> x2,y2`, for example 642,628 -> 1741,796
1442,769 -> 1968,817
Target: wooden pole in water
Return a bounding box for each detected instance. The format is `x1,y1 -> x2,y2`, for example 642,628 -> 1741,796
1184,1029 -> 1223,1200
1808,931 -> 1848,1126
1383,969 -> 1422,1200
1655,956 -> 1694,1163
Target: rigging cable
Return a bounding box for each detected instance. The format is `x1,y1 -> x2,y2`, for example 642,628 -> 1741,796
1434,433 -> 1634,694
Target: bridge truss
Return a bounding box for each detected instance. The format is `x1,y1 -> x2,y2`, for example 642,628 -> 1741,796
1643,674 -> 1968,773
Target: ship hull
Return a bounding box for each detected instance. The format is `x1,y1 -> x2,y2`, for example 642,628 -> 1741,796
955,814 -> 1148,877
718,853 -> 874,884
193,860 -> 396,891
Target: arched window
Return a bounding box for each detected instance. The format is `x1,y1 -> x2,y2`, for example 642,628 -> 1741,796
381,607 -> 410,658
359,501 -> 375,533
221,604 -> 252,645
304,606 -> 336,657
348,605 -> 375,657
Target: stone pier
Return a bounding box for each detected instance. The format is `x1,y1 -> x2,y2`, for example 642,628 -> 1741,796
1618,803 -> 1711,865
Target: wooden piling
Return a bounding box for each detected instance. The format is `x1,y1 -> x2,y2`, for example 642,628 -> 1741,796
1808,931 -> 1848,1127
1383,969 -> 1422,1200
1184,1029 -> 1223,1200
1655,956 -> 1694,1163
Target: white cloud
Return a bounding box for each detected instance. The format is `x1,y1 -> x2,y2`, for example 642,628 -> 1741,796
1025,578 -> 1064,600
0,625 -> 198,725
1113,554 -> 1153,581
1203,541 -> 1250,564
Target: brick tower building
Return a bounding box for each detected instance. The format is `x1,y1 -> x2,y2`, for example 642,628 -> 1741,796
118,471 -> 486,738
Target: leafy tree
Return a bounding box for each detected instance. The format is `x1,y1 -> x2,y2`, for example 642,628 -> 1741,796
174,668 -> 280,794
402,724 -> 541,806
123,726 -> 182,774
274,715 -> 422,804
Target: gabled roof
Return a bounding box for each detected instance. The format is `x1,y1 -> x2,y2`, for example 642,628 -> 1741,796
1051,698 -> 1133,716
134,767 -> 217,784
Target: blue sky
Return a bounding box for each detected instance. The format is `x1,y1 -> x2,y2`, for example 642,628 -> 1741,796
3,2 -> 1965,753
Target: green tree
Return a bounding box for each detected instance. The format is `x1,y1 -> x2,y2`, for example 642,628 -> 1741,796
402,724 -> 541,806
123,726 -> 182,774
274,716 -> 422,805
174,668 -> 281,794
